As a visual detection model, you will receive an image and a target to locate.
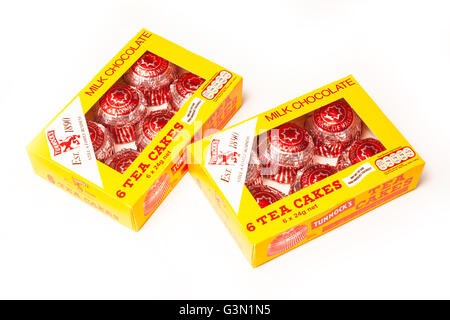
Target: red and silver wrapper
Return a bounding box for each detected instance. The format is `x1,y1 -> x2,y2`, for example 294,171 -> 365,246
337,138 -> 386,170
176,67 -> 192,75
142,85 -> 171,109
258,123 -> 315,171
290,164 -> 337,194
123,51 -> 177,89
135,110 -> 174,151
248,185 -> 285,209
109,125 -> 136,144
305,99 -> 362,158
97,84 -> 148,128
245,151 -> 263,186
105,148 -> 139,174
258,141 -> 279,177
268,166 -> 298,184
257,142 -> 297,184
267,224 -> 308,257
169,73 -> 205,112
87,120 -> 114,162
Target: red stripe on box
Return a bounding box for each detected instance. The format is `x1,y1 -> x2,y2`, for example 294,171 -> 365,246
322,186 -> 409,232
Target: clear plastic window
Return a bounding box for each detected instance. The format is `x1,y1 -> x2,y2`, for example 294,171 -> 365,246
84,50 -> 205,173
246,98 -> 386,208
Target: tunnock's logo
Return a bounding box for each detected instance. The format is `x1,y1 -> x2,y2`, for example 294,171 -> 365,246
47,130 -> 81,156
208,139 -> 240,166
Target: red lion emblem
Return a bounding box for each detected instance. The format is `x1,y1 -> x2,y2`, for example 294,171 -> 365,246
208,139 -> 240,165
216,151 -> 240,165
58,135 -> 81,152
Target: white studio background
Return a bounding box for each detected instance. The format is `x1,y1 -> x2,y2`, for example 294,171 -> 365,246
0,0 -> 449,299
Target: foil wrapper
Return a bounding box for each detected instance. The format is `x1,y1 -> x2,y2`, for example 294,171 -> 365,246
169,72 -> 205,112
268,166 -> 298,184
142,85 -> 171,110
87,120 -> 114,162
337,138 -> 386,170
109,125 -> 136,144
123,51 -> 177,89
305,99 -> 362,158
290,164 -> 337,194
104,148 -> 139,174
258,123 -> 315,171
248,185 -> 286,209
245,151 -> 264,186
135,109 -> 174,151
97,84 -> 148,128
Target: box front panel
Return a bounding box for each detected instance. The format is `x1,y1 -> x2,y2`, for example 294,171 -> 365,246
253,162 -> 425,266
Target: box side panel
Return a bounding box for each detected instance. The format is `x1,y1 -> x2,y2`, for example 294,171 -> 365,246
189,160 -> 254,265
27,147 -> 135,230
252,161 -> 425,267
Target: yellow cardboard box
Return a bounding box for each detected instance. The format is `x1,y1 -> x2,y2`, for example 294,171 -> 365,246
27,29 -> 243,231
189,75 -> 424,267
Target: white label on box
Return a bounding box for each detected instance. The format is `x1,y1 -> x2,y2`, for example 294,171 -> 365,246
45,97 -> 103,188
342,162 -> 375,187
181,97 -> 205,125
205,118 -> 258,213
